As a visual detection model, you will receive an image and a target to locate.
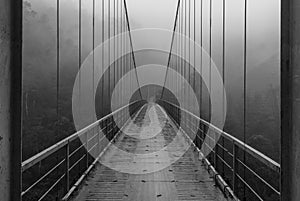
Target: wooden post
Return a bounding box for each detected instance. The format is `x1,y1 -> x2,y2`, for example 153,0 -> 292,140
281,0 -> 300,200
0,0 -> 22,200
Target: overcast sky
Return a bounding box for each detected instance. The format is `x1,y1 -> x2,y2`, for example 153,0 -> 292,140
126,0 -> 177,30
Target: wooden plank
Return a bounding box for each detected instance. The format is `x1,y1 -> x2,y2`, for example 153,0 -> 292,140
71,104 -> 227,201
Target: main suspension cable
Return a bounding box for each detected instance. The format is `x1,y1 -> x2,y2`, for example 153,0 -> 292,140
160,0 -> 181,100
123,0 -> 143,100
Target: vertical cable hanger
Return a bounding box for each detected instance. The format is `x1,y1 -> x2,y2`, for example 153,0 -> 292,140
119,0 -> 121,105
116,0 -> 118,93
175,7 -> 178,95
200,0 -> 203,119
113,0 -> 116,92
179,1 -> 182,100
123,0 -> 125,105
119,0 -> 121,106
121,0 -> 124,106
118,0 -> 120,106
175,5 -> 181,92
101,0 -> 105,117
183,0 -> 188,109
115,0 -> 120,104
78,1 -> 81,66
117,0 -> 119,101
184,0 -> 186,86
188,0 -> 191,118
78,0 -> 83,172
199,0 -> 203,146
77,0 -> 82,135
243,0 -> 248,199
121,0 -> 123,105
177,2 -> 180,98
56,0 -> 60,128
183,0 -> 186,105
122,0 -> 124,105
79,0 -> 82,99
108,0 -> 111,109
193,0 -> 196,92
221,0 -> 226,177
208,0 -> 213,158
160,0 -> 181,100
56,0 -> 60,198
188,0 -> 191,89
180,2 -> 182,98
180,1 -> 185,99
92,0 -> 95,101
209,0 -> 212,121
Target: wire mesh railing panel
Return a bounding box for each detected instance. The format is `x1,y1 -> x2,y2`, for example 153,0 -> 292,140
159,100 -> 280,201
21,101 -> 144,201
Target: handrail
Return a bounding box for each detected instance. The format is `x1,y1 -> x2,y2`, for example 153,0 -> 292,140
160,100 -> 280,173
158,99 -> 280,200
21,100 -> 144,200
22,101 -> 139,171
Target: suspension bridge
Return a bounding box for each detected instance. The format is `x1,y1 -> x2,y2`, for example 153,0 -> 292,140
1,0 -> 299,201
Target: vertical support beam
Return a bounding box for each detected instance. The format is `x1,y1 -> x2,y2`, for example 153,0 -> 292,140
0,0 -> 22,201
281,0 -> 300,200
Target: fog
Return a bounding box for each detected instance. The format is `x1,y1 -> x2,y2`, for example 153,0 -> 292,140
22,0 -> 280,162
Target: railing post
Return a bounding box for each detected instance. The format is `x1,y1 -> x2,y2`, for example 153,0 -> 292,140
199,123 -> 202,148
110,116 -> 113,140
214,131 -> 218,176
106,119 -> 109,140
98,123 -> 101,156
232,142 -> 237,194
65,141 -> 70,194
108,117 -> 111,140
176,105 -> 178,124
85,131 -> 89,169
200,123 -> 204,147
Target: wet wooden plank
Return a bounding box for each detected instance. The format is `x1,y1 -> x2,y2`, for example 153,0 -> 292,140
72,104 -> 227,201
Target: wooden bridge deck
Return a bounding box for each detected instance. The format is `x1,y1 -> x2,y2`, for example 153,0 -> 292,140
72,104 -> 227,201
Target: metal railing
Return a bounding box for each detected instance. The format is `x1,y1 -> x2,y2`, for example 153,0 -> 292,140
21,101 -> 144,201
158,100 -> 280,201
